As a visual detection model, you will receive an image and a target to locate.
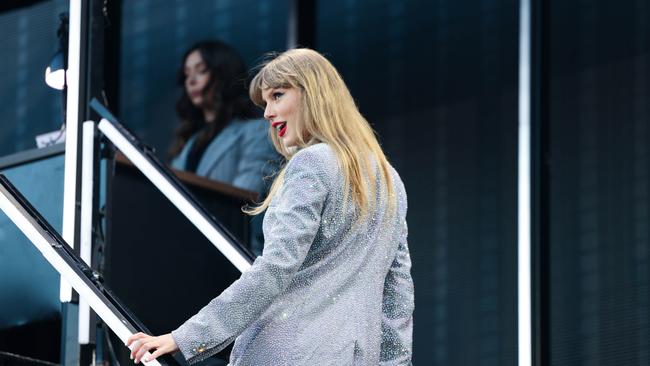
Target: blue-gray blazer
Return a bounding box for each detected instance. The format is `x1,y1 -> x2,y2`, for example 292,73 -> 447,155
171,143 -> 414,365
171,119 -> 279,195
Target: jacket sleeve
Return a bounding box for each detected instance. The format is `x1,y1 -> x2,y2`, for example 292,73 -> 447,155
171,148 -> 329,364
379,218 -> 414,365
232,121 -> 279,194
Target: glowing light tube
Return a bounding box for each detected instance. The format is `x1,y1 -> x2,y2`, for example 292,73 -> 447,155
61,0 -> 83,303
518,0 -> 532,365
96,118 -> 252,273
78,121 -> 95,344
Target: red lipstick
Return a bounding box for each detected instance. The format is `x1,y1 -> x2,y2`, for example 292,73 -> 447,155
272,121 -> 288,137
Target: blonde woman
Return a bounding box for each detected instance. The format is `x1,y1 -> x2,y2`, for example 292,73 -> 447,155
128,48 -> 414,366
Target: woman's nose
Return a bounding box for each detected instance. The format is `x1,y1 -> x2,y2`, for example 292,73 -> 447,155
264,105 -> 274,120
186,71 -> 199,85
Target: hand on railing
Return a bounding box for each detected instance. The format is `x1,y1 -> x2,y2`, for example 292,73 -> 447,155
127,332 -> 179,364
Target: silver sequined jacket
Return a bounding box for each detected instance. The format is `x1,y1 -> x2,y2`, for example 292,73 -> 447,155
171,143 -> 414,365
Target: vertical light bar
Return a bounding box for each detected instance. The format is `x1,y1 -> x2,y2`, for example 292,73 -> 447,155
287,0 -> 298,48
97,119 -> 252,273
78,121 -> 94,344
518,0 -> 532,365
61,0 -> 82,303
0,189 -> 161,366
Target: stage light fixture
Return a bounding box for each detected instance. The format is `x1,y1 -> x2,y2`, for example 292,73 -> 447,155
44,50 -> 65,90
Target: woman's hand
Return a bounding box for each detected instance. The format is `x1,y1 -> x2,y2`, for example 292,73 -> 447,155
126,332 -> 179,364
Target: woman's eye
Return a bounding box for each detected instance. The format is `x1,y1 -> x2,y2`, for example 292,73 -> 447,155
272,92 -> 284,100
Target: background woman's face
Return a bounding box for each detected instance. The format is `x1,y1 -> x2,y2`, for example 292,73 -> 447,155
263,87 -> 302,147
183,50 -> 212,108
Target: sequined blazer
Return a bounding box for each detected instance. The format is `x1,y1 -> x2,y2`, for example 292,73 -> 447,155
171,143 -> 414,365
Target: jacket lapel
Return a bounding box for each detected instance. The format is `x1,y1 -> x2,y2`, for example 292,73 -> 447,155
196,122 -> 243,174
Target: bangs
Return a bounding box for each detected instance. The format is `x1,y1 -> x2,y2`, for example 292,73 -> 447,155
249,58 -> 296,107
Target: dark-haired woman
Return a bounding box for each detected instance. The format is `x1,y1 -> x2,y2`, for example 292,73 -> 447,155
169,40 -> 278,195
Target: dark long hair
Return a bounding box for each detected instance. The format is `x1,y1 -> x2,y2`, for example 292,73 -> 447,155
168,40 -> 259,160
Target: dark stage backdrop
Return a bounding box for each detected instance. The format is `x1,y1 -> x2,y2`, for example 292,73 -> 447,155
0,0 -> 68,157
549,1 -> 650,365
316,0 -> 520,365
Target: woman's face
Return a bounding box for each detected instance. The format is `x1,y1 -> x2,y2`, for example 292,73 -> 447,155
183,50 -> 212,108
262,87 -> 303,147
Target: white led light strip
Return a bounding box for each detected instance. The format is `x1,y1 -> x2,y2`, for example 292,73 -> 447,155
79,121 -> 95,344
0,185 -> 161,366
97,118 -> 252,273
518,0 -> 532,365
60,0 -> 82,303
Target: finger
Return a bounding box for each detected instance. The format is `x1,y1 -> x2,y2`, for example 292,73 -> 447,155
134,344 -> 148,363
127,332 -> 146,346
135,340 -> 156,363
145,347 -> 166,363
129,340 -> 143,360
131,339 -> 148,362
130,338 -> 151,359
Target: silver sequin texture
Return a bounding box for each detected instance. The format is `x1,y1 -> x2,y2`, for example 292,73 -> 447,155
171,143 -> 414,365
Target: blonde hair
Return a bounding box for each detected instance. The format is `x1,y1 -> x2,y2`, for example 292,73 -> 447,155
247,48 -> 395,218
